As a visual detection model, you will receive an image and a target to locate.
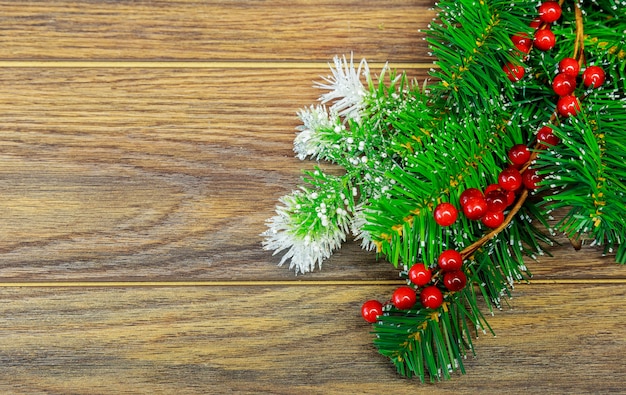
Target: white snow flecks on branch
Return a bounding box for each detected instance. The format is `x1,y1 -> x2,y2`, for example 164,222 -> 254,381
262,188 -> 351,275
293,105 -> 340,161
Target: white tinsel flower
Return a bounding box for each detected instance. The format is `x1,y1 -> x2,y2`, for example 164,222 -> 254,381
261,191 -> 349,275
293,105 -> 339,160
315,54 -> 371,123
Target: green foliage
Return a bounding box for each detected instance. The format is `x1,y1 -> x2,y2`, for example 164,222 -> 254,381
373,287 -> 488,382
427,0 -> 536,108
537,94 -> 626,261
526,3 -> 626,262
362,0 -> 626,381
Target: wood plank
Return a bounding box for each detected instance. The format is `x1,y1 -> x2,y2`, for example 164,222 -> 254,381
0,0 -> 433,62
0,284 -> 624,393
0,67 -> 624,281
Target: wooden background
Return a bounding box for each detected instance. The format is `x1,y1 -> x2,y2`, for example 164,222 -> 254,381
1,1 -> 625,393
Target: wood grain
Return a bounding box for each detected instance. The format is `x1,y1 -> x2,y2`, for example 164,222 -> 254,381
0,0 -> 433,62
0,284 -> 624,394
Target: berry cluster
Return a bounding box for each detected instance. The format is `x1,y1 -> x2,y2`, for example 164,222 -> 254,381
503,2 -> 560,82
503,1 -> 560,82
505,1 -> 606,117
436,145 -> 544,228
361,148 -> 547,323
554,59 -> 605,117
361,250 -> 465,323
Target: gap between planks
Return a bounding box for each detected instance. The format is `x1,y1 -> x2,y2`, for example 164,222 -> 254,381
0,60 -> 433,69
1,279 -> 626,288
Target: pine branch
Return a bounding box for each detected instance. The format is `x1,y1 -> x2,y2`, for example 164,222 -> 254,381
427,0 -> 535,108
373,289 -> 489,382
539,105 -> 626,260
263,0 -> 626,382
531,3 -> 626,261
261,169 -> 354,274
365,0 -> 625,381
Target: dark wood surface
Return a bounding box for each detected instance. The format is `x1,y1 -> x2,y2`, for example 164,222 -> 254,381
1,1 -> 625,393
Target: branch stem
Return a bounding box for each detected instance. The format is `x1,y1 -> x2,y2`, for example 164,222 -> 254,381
460,189 -> 529,259
573,3 -> 585,64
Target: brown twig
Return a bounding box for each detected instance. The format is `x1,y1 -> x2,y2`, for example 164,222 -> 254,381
573,3 -> 585,64
460,189 -> 529,259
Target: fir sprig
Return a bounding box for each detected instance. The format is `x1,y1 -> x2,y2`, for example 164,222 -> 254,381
533,3 -> 626,261
539,102 -> 626,260
262,55 -> 415,273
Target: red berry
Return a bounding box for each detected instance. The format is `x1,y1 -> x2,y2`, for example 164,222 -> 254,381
538,1 -> 562,23
392,286 -> 417,310
506,190 -> 516,206
420,286 -> 443,309
534,29 -> 556,51
559,57 -> 580,77
485,189 -> 508,212
503,62 -> 525,82
443,270 -> 467,292
557,95 -> 581,117
523,168 -> 542,190
481,211 -> 505,228
552,73 -> 577,96
508,144 -> 531,166
498,167 -> 523,191
537,125 -> 560,147
438,249 -> 463,272
462,196 -> 488,220
434,202 -> 458,227
459,188 -> 483,208
361,300 -> 384,323
530,18 -> 543,29
484,183 -> 501,195
485,183 -> 517,207
511,34 -> 532,54
582,66 -> 606,88
408,263 -> 432,287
